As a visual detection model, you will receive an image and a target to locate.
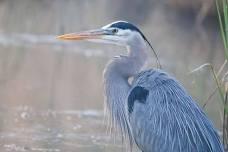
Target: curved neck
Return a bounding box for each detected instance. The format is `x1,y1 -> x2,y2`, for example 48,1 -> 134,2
103,38 -> 148,97
103,37 -> 148,144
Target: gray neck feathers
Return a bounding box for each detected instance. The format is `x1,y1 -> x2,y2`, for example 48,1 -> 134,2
103,37 -> 147,112
103,36 -> 147,148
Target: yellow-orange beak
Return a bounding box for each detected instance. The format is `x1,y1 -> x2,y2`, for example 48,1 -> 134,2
57,29 -> 109,40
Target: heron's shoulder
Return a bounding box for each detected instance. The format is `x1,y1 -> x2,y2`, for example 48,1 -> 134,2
132,69 -> 178,89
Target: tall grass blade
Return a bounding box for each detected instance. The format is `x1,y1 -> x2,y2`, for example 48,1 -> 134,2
216,0 -> 228,59
223,0 -> 228,59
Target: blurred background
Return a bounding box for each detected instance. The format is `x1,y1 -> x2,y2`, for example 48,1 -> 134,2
0,0 -> 226,151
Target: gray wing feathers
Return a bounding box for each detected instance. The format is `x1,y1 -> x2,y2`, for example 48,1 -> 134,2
128,69 -> 224,152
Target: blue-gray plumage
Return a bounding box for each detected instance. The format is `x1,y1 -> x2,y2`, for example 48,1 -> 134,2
129,69 -> 223,151
58,21 -> 224,152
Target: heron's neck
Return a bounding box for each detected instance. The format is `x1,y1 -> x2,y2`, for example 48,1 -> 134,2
103,40 -> 148,137
103,40 -> 148,147
103,42 -> 148,103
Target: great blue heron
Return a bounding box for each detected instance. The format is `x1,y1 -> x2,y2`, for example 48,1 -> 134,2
58,21 -> 224,152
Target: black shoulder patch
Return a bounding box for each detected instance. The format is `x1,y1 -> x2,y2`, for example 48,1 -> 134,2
128,86 -> 149,114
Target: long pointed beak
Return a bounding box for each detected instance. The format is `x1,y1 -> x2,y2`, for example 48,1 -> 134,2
57,29 -> 110,40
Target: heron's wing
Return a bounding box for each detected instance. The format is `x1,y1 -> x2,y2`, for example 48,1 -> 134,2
127,69 -> 224,152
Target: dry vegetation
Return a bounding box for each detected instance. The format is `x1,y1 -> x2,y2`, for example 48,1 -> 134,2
189,0 -> 228,150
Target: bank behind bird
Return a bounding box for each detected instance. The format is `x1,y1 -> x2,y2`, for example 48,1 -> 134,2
57,21 -> 224,152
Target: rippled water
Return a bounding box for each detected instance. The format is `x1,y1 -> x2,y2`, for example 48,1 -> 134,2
0,106 -> 133,152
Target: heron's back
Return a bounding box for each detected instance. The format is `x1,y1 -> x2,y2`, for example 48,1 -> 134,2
128,69 -> 224,152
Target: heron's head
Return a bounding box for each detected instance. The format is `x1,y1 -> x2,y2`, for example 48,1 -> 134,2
57,21 -> 148,46
58,21 -> 161,68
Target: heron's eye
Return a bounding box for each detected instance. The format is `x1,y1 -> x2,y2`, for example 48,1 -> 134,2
112,28 -> 118,34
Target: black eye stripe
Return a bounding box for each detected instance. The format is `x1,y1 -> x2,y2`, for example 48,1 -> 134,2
108,21 -> 162,68
109,21 -> 146,39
